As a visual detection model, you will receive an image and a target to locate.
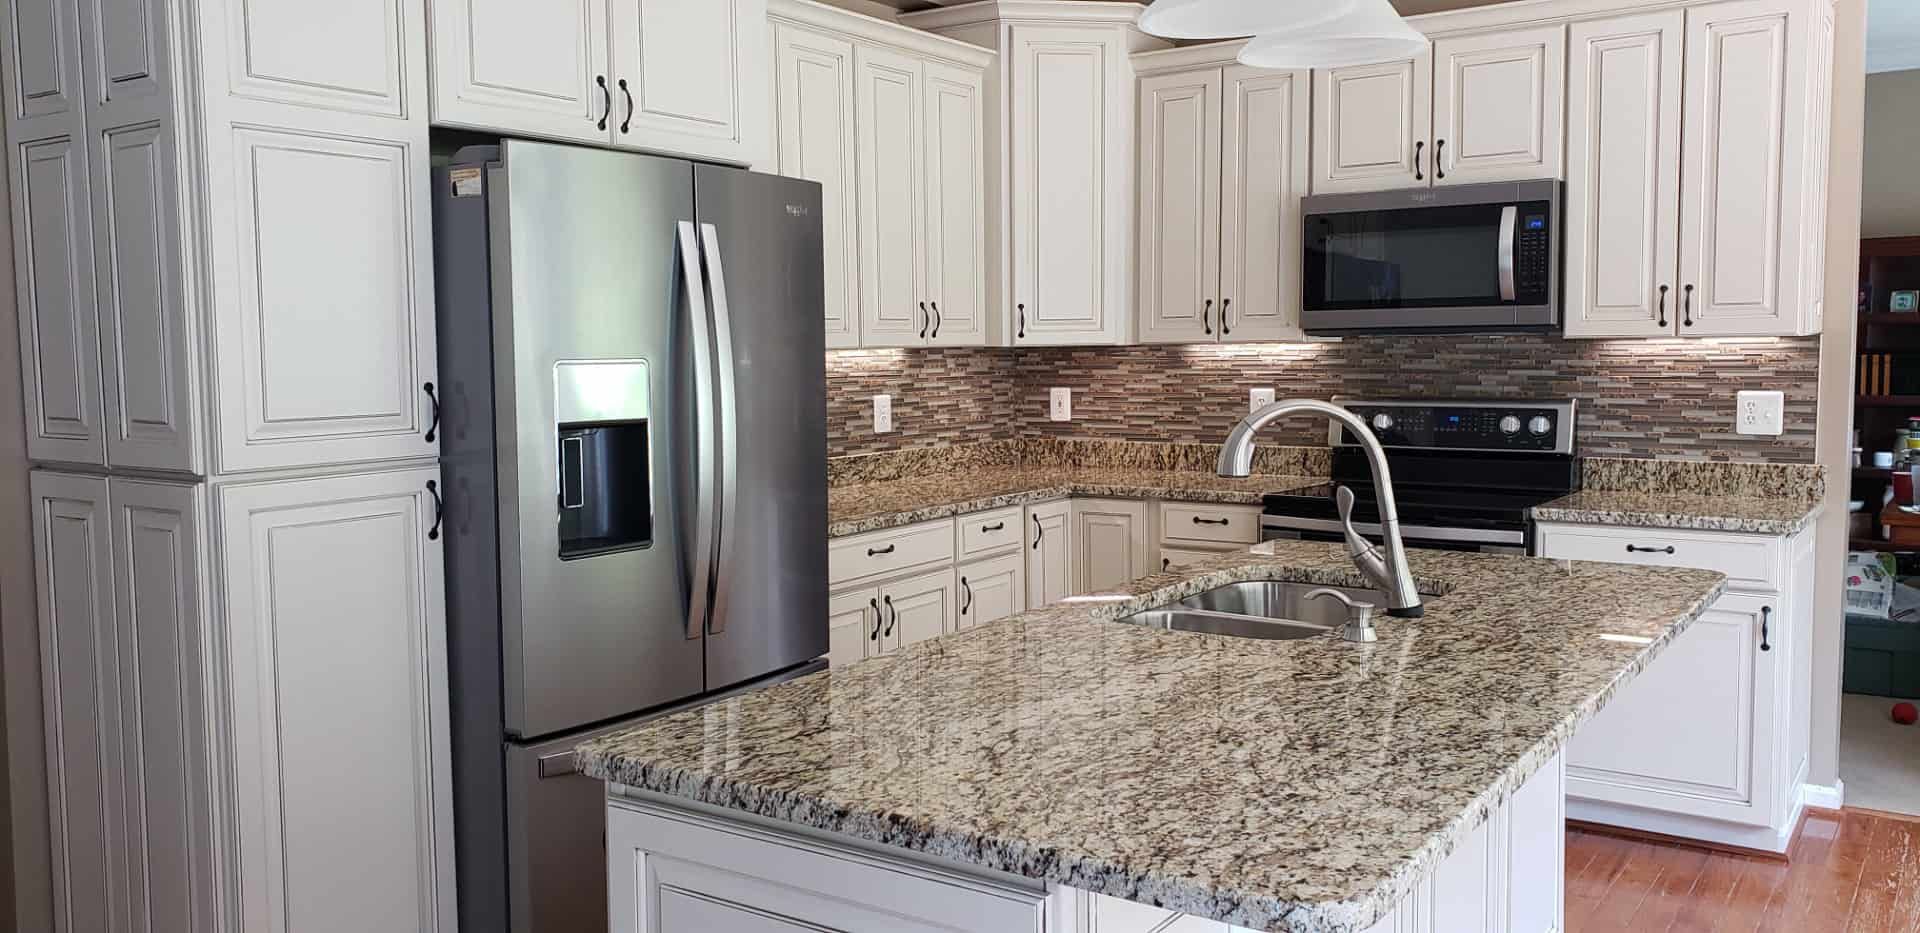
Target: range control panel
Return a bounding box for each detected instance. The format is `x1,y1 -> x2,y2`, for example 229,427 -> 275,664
1333,399 -> 1576,454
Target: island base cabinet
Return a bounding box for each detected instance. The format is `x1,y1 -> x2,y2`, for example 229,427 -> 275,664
607,797 -> 1049,932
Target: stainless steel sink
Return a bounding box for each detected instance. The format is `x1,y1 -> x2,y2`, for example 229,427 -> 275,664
1124,608 -> 1334,640
1117,581 -> 1417,641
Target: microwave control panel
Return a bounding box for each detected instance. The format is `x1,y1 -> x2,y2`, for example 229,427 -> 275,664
1515,204 -> 1553,304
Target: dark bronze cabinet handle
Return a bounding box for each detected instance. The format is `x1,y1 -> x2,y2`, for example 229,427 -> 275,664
918,302 -> 930,338
1203,298 -> 1213,335
882,595 -> 895,637
930,301 -> 941,338
1192,516 -> 1231,526
867,544 -> 895,557
1657,285 -> 1669,327
1435,139 -> 1446,180
870,598 -> 881,641
1221,298 -> 1231,335
1760,606 -> 1772,652
1017,303 -> 1026,339
1032,513 -> 1042,549
1414,140 -> 1425,181
423,382 -> 440,443
1683,284 -> 1695,327
426,480 -> 443,541
1625,544 -> 1675,554
981,521 -> 1005,532
1162,557 -> 1172,571
618,78 -> 633,133
960,576 -> 972,615
596,75 -> 610,130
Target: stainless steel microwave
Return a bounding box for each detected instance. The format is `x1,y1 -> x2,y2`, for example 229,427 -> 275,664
1300,179 -> 1561,336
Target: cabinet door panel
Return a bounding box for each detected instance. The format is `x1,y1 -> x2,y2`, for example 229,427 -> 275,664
610,0 -> 763,164
854,46 -> 924,348
216,126 -> 436,470
86,0 -> 162,105
219,468 -> 455,932
1431,26 -> 1566,185
1563,12 -> 1684,338
1136,68 -> 1221,345
1678,0 -> 1801,336
1311,56 -> 1431,194
221,0 -> 409,116
428,0 -> 609,143
923,60 -> 987,347
957,552 -> 1023,630
1219,66 -> 1307,343
882,567 -> 954,649
1071,499 -> 1147,593
773,24 -> 860,348
5,0 -> 84,121
827,588 -> 877,668
13,135 -> 105,464
1026,501 -> 1072,608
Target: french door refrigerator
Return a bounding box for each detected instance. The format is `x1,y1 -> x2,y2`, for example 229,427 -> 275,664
432,139 -> 827,933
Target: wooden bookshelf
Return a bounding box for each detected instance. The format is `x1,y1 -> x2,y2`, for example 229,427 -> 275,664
1851,237 -> 1920,546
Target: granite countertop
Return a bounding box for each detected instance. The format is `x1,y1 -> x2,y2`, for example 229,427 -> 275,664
577,540 -> 1726,933
828,467 -> 1325,538
1532,489 -> 1824,536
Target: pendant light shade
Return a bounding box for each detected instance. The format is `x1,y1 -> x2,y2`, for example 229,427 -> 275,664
1235,0 -> 1428,70
1137,0 -> 1360,40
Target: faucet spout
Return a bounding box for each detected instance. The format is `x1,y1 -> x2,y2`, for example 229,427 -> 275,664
1217,399 -> 1424,618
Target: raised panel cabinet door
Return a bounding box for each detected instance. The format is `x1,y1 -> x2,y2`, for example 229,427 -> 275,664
28,471 -> 115,933
827,587 -> 878,668
217,0 -> 414,117
922,60 -> 988,347
1567,591 -> 1776,826
1009,24 -> 1126,345
1220,65 -> 1309,343
773,23 -> 860,349
1135,68 -> 1222,345
3,0 -> 85,124
882,567 -> 955,649
218,467 -> 456,932
1071,499 -> 1147,593
1026,501 -> 1072,608
77,0 -> 165,112
609,0 -> 767,165
1431,25 -> 1567,186
1085,892 -> 1228,932
12,135 -> 106,464
853,45 -> 926,348
212,126 -> 437,471
1311,55 -> 1432,195
1562,11 -> 1684,338
956,552 -> 1023,630
428,0 -> 611,143
1677,0 -> 1804,336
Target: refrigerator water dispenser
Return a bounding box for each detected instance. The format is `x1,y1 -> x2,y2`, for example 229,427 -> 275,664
554,360 -> 653,559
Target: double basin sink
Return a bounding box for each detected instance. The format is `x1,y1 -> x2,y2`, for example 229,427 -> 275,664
1121,581 -> 1394,641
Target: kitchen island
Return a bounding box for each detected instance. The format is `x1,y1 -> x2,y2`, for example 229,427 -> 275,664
578,540 -> 1727,933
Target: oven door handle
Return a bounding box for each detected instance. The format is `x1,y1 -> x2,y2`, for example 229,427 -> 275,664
1497,204 -> 1518,302
1261,514 -> 1526,547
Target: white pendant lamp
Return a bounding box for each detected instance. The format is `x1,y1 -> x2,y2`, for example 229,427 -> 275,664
1235,0 -> 1428,70
1137,0 -> 1360,40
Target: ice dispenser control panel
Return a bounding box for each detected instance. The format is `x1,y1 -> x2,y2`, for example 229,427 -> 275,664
554,360 -> 653,559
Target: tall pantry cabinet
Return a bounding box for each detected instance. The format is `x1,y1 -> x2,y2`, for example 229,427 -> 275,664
5,0 -> 453,930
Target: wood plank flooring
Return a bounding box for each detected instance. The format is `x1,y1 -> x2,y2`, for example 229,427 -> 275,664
1566,809 -> 1920,932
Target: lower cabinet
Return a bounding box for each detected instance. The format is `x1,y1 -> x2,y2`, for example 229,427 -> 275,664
1027,500 -> 1073,608
828,567 -> 958,667
1071,499 -> 1151,593
957,551 -> 1024,630
217,466 -> 458,931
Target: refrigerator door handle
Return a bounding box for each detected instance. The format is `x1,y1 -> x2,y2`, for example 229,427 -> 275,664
699,223 -> 741,635
676,221 -> 718,641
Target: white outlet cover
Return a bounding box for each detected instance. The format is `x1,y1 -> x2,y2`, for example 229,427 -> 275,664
1251,388 -> 1277,412
1735,390 -> 1784,436
1049,387 -> 1072,422
873,394 -> 893,433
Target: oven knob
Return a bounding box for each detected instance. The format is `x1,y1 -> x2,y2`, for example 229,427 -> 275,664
1371,413 -> 1394,432
1528,415 -> 1553,436
1499,415 -> 1521,435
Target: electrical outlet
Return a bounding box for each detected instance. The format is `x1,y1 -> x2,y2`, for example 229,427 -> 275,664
1250,388 -> 1276,412
1736,390 -> 1784,436
873,394 -> 893,433
1049,387 -> 1072,422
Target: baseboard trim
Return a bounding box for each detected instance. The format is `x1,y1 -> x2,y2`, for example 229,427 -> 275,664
1801,779 -> 1845,811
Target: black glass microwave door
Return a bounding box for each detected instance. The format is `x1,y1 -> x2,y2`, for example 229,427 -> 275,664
1307,203 -> 1508,310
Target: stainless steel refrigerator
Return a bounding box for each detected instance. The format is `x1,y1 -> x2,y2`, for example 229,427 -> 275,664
431,139 -> 828,933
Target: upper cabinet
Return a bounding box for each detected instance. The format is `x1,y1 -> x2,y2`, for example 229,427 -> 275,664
1135,52 -> 1309,344
431,0 -> 768,166
770,0 -> 991,349
1313,25 -> 1563,194
1563,0 -> 1831,338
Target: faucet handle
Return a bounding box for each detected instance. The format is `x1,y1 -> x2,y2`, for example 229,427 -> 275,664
1334,485 -> 1391,580
1303,587 -> 1378,643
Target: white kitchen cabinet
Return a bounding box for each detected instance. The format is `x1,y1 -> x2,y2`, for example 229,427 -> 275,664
958,552 -> 1025,629
828,588 -> 882,668
217,467 -> 456,932
1134,51 -> 1309,345
1311,56 -> 1431,195
921,61 -> 989,346
1026,500 -> 1073,608
427,0 -> 611,143
772,22 -> 861,348
854,44 -> 926,347
885,566 -> 957,650
609,0 -> 766,164
1072,499 -> 1150,593
9,134 -> 105,466
1430,26 -> 1567,186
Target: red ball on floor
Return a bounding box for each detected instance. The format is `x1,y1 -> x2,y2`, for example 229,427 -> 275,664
1893,702 -> 1919,726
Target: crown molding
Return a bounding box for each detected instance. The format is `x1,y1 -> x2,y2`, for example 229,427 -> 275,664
899,0 -> 1149,31
771,0 -> 998,67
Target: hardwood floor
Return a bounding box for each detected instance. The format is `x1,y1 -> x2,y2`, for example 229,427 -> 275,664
1566,809 -> 1920,932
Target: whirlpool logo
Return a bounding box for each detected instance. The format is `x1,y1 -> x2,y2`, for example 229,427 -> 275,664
786,204 -> 810,217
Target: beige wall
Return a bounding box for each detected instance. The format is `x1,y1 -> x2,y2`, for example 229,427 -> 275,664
1814,0 -> 1869,790
1861,68 -> 1920,238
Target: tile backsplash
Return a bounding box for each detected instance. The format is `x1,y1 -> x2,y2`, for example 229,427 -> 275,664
827,335 -> 1821,463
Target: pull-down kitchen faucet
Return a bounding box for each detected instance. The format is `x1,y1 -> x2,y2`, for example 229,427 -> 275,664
1217,399 -> 1424,618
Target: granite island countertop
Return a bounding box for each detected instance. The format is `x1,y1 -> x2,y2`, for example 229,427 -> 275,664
577,540 -> 1727,933
1532,489 -> 1824,536
828,466 -> 1324,538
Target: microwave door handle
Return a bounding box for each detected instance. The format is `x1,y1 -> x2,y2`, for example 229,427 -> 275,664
698,223 -> 739,635
1497,205 -> 1518,302
676,221 -> 718,641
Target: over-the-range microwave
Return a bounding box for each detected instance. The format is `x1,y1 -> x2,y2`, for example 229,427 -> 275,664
1300,179 -> 1561,336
